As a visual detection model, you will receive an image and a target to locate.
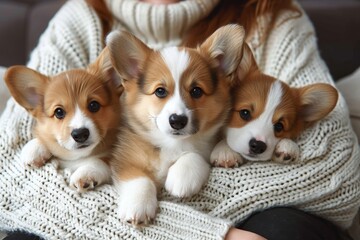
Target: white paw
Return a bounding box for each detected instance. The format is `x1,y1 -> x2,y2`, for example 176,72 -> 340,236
210,139 -> 244,168
21,138 -> 52,168
165,153 -> 210,198
69,158 -> 111,192
272,138 -> 300,164
116,177 -> 158,225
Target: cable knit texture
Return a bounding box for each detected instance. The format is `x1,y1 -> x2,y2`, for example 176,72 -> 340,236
0,0 -> 359,239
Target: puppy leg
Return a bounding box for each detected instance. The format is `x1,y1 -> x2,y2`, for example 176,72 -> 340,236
210,139 -> 244,168
272,138 -> 300,164
70,157 -> 111,192
21,138 -> 52,168
114,175 -> 158,226
165,152 -> 210,198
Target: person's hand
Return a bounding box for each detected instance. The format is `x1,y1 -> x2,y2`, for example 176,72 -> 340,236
225,227 -> 267,240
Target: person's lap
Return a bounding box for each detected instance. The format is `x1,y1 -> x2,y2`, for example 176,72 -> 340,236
237,207 -> 352,240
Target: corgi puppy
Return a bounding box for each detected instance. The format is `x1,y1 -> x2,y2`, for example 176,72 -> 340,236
211,44 -> 339,167
106,24 -> 245,224
4,48 -> 123,192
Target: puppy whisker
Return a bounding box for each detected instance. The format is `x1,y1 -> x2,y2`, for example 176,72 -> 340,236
147,114 -> 156,122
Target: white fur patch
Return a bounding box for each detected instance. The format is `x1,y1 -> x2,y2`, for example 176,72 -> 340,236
57,105 -> 100,159
155,93 -> 194,136
68,157 -> 111,192
272,138 -> 300,163
160,47 -> 189,84
156,48 -> 194,136
165,152 -> 210,197
210,139 -> 243,168
69,106 -> 93,130
227,81 -> 283,161
115,177 -> 158,224
21,138 -> 52,168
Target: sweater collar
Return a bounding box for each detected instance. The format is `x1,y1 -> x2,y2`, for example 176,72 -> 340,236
105,0 -> 220,49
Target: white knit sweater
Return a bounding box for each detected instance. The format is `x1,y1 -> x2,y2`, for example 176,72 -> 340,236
0,0 -> 359,239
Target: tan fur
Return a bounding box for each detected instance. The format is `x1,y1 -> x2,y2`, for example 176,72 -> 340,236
211,44 -> 339,167
108,25 -> 245,180
112,128 -> 161,187
107,25 -> 246,223
230,44 -> 339,140
5,48 -> 122,165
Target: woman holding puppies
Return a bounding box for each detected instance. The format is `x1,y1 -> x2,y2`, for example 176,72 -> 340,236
0,0 -> 358,239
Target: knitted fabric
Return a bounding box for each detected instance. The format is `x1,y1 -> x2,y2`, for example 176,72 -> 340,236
0,0 -> 359,239
105,0 -> 220,49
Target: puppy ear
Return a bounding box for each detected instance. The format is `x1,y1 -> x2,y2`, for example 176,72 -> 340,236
199,24 -> 245,79
88,47 -> 123,95
237,43 -> 259,80
4,66 -> 49,115
106,30 -> 151,81
297,83 -> 339,124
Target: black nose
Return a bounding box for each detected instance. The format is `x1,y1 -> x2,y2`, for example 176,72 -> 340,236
169,114 -> 188,130
249,138 -> 267,154
71,128 -> 90,143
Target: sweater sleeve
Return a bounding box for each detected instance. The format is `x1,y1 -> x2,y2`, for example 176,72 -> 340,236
0,1 -> 233,239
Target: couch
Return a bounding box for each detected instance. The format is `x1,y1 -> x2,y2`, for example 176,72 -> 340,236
0,0 -> 359,239
0,0 -> 65,68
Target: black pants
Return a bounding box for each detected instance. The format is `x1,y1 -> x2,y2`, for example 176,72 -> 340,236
5,207 -> 353,240
236,207 -> 353,240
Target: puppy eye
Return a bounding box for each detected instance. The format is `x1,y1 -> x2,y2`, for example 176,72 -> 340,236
274,122 -> 284,132
239,109 -> 251,121
155,87 -> 167,98
88,101 -> 101,113
190,87 -> 203,99
54,108 -> 66,119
